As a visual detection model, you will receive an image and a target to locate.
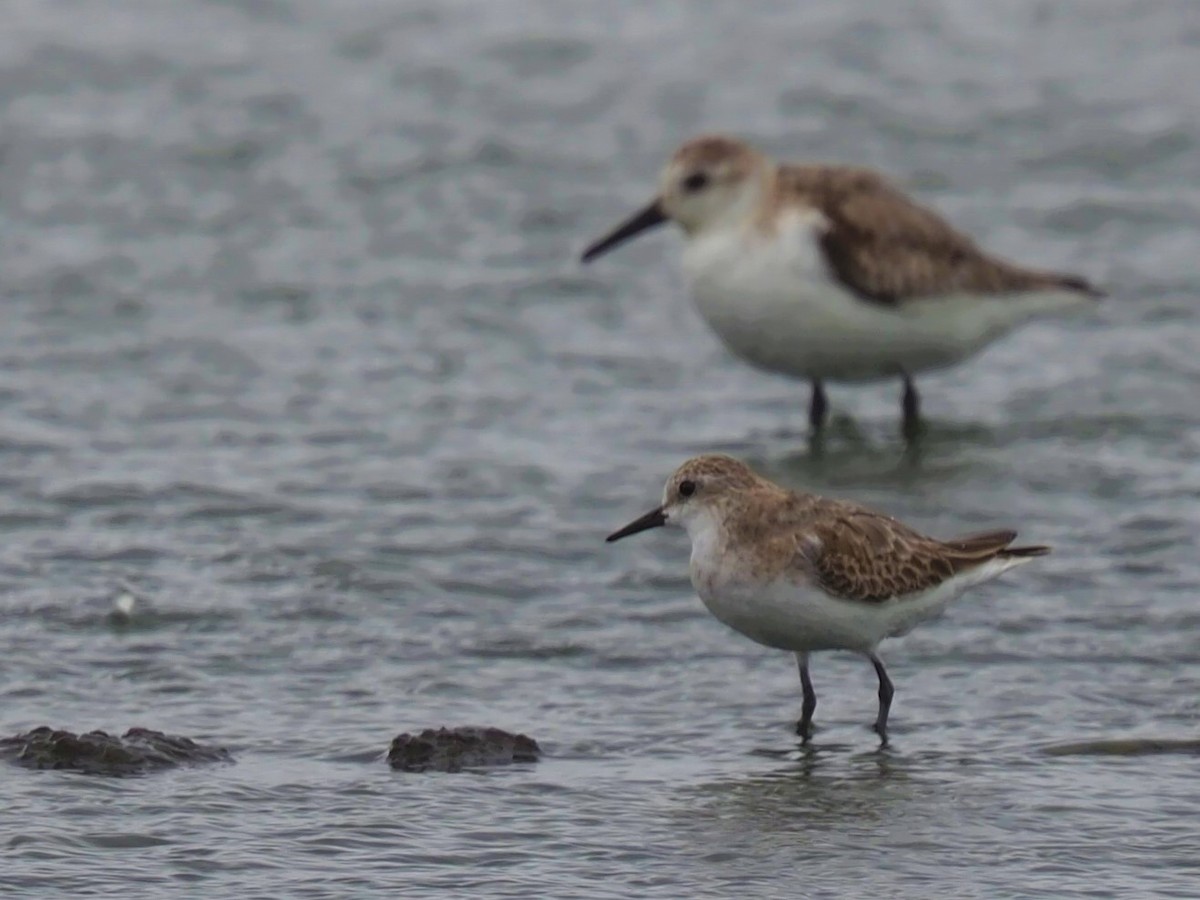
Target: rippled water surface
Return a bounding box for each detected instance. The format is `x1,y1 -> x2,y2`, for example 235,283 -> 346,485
2,1 -> 1200,896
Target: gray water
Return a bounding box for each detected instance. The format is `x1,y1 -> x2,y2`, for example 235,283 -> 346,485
1,1 -> 1199,896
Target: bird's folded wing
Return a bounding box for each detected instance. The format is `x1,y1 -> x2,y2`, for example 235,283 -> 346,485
792,514 -> 1016,604
777,164 -> 1097,303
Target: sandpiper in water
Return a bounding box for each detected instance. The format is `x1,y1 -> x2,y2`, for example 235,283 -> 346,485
581,135 -> 1102,437
607,454 -> 1049,742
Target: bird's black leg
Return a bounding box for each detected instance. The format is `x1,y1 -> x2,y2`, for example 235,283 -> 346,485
809,379 -> 828,432
795,652 -> 817,742
901,374 -> 922,440
869,653 -> 894,743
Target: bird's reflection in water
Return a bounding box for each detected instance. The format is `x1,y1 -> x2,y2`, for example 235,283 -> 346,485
678,741 -> 933,837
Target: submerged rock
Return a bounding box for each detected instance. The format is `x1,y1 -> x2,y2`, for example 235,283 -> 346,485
1042,738 -> 1200,757
0,726 -> 233,776
388,726 -> 540,772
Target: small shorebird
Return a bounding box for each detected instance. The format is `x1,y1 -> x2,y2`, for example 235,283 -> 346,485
607,455 -> 1048,742
581,135 -> 1101,437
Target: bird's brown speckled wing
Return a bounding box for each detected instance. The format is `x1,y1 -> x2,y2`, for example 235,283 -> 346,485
792,510 -> 1030,604
774,165 -> 1101,305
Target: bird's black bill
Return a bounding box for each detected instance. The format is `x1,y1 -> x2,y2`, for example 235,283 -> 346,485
580,199 -> 667,263
606,507 -> 667,542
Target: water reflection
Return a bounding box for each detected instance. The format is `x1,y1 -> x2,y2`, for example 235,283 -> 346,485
677,744 -> 930,835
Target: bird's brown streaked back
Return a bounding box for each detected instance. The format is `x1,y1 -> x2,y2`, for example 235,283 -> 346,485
666,455 -> 1050,605
764,163 -> 1103,305
793,514 -> 1050,604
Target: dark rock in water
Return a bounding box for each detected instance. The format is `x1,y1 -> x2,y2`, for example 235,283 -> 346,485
388,726 -> 540,772
0,726 -> 233,776
1042,737 -> 1200,757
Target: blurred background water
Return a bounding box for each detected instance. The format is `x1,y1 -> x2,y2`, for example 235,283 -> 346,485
1,0 -> 1199,896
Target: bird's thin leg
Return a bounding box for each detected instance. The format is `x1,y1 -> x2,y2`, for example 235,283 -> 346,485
809,379 -> 828,432
869,653 -> 894,743
901,374 -> 922,439
795,652 -> 817,742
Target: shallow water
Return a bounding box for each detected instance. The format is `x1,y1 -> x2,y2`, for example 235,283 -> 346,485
2,0 -> 1199,896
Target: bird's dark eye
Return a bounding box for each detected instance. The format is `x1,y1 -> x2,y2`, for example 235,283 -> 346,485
679,479 -> 696,497
681,172 -> 709,193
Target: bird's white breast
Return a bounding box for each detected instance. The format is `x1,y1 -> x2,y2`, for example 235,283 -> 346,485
679,213 -> 1086,382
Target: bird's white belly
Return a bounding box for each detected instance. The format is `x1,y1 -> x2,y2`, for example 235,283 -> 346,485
689,550 -> 1024,654
694,573 -> 891,653
681,225 -> 1083,383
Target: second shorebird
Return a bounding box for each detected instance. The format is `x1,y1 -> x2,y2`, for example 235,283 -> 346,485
581,135 -> 1101,437
607,455 -> 1048,743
